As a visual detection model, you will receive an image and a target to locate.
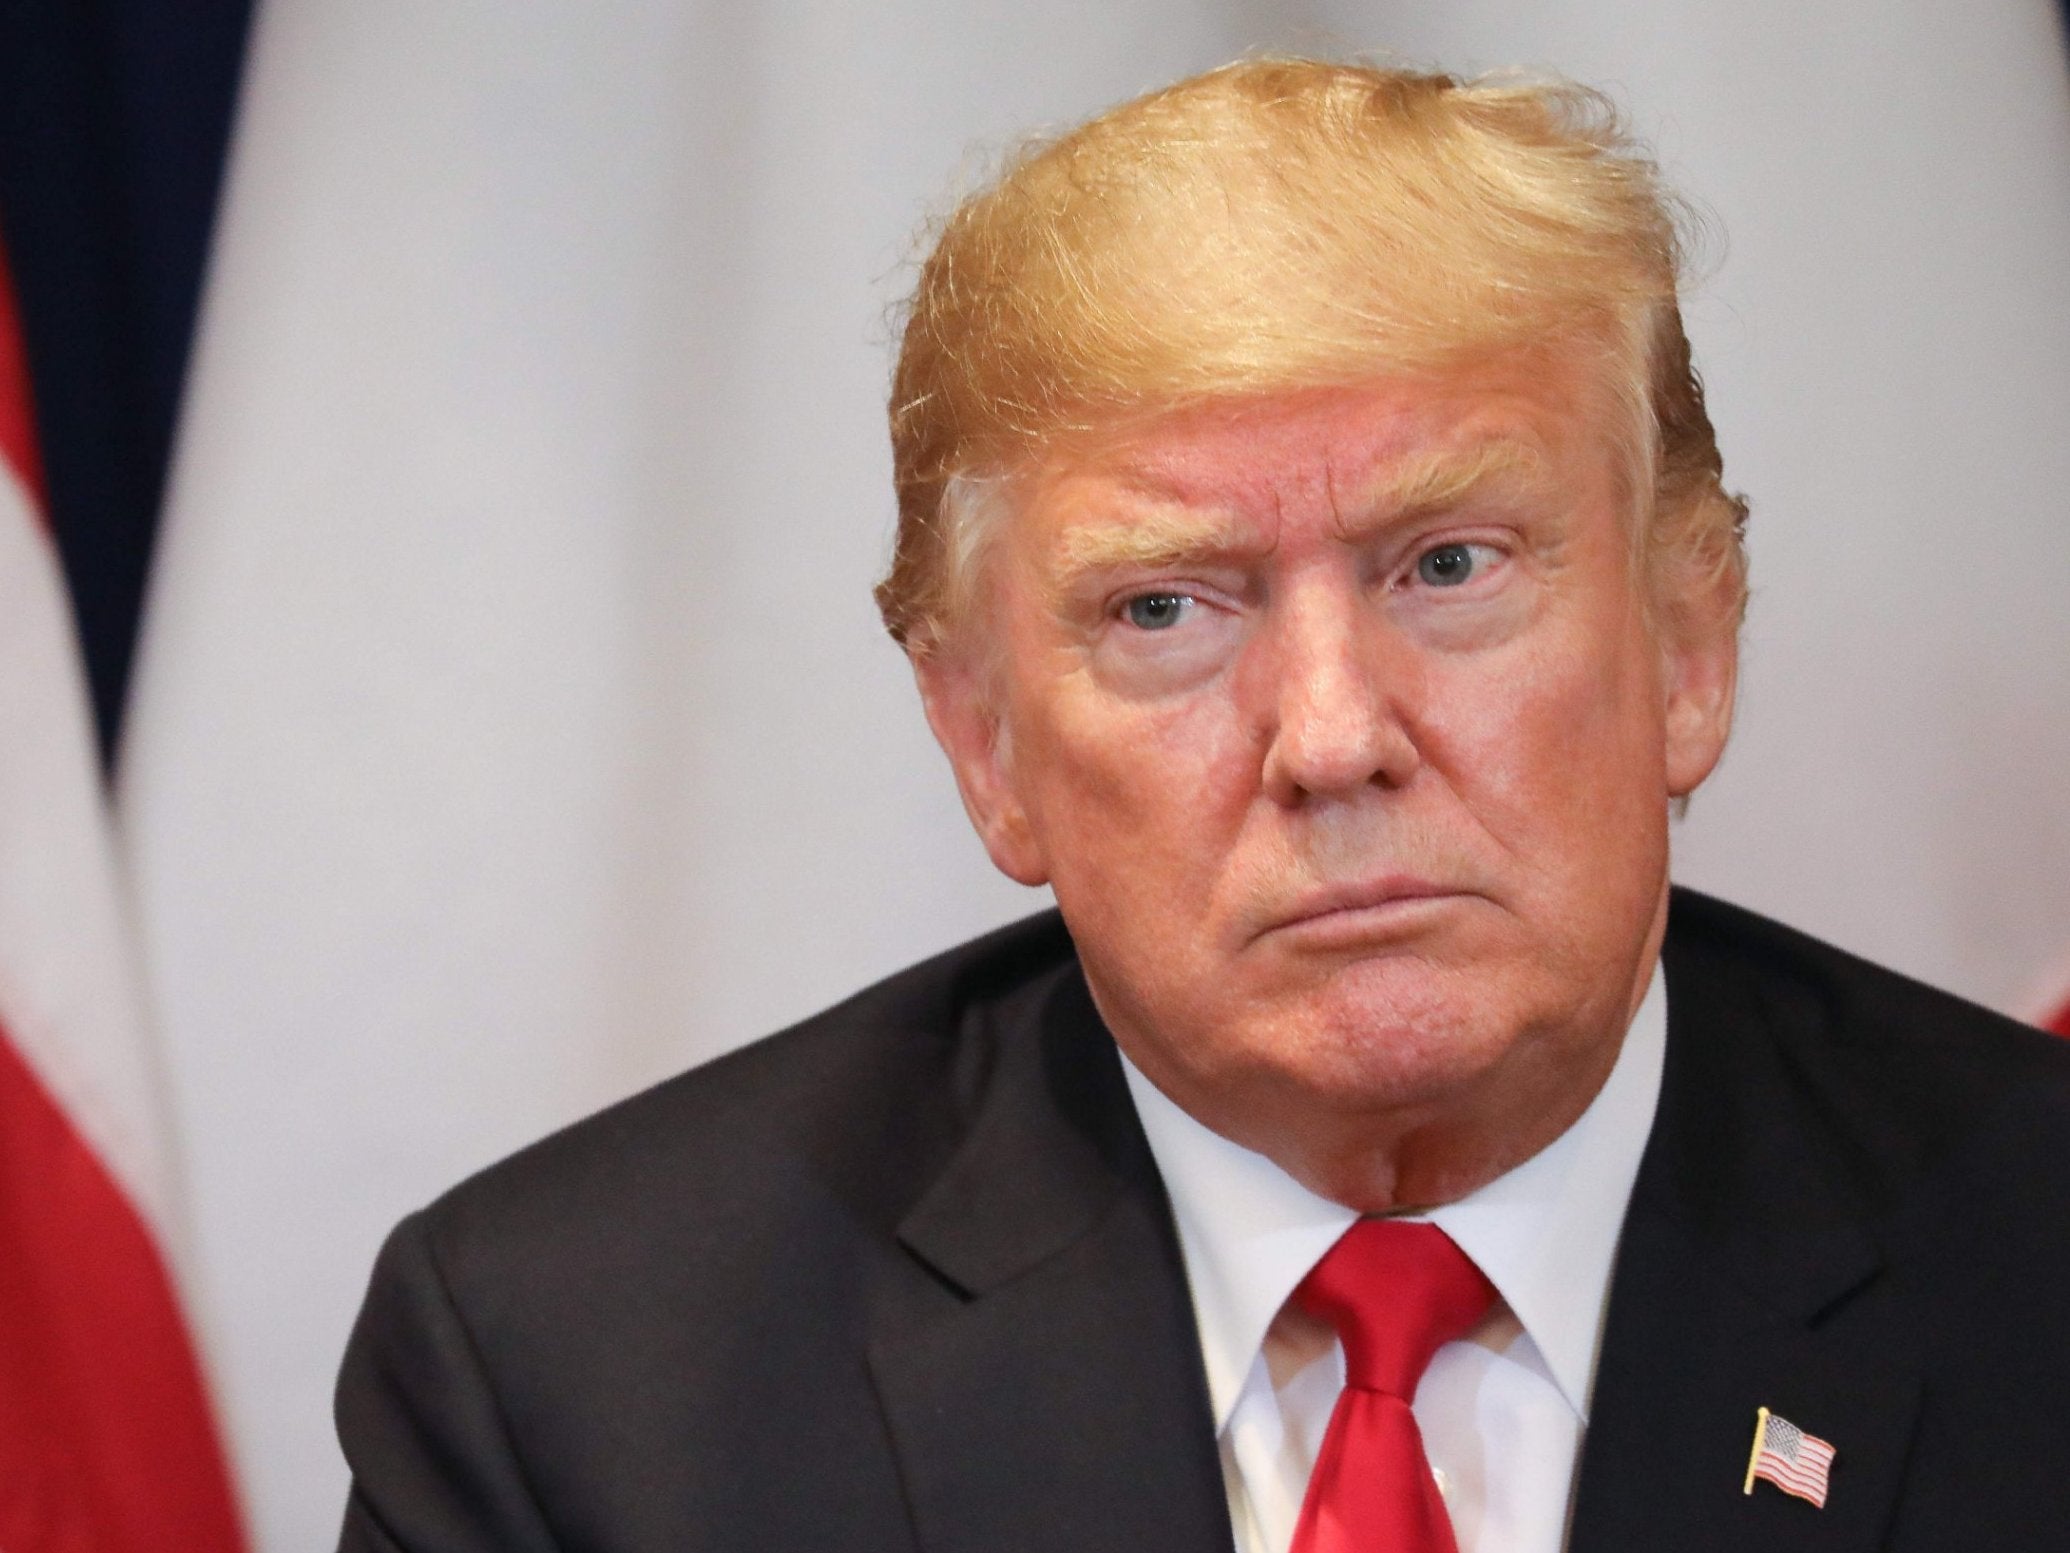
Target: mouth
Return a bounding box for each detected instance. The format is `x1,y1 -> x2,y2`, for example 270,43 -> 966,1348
1256,877 -> 1474,947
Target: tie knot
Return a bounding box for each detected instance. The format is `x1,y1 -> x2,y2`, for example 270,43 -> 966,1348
1295,1220 -> 1495,1398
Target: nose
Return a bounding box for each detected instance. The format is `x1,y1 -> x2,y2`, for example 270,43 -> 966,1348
1258,587 -> 1421,805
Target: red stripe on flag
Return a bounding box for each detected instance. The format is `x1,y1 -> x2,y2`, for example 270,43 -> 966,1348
0,221 -> 244,1552
0,240 -> 45,509
0,1020 -> 246,1552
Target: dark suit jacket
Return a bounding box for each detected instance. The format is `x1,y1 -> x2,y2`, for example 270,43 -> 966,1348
335,889 -> 2070,1552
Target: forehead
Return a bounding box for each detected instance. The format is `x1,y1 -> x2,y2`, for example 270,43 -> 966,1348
1015,354 -> 1620,562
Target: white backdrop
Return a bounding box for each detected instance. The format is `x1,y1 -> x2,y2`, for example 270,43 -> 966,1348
119,2 -> 2070,1548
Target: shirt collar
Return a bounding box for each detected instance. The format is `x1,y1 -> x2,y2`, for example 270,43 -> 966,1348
1121,959 -> 1666,1431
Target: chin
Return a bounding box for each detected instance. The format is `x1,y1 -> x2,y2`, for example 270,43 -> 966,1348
1249,976 -> 1525,1116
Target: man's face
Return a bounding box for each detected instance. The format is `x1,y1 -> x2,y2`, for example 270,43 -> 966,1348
919,351 -> 1736,1208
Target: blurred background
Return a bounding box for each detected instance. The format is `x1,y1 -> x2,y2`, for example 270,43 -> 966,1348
3,2 -> 2068,1549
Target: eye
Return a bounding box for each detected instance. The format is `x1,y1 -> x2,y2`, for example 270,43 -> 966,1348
1122,592 -> 1195,630
1413,541 -> 1500,588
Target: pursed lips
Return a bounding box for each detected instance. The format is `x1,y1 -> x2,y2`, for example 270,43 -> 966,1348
1252,876 -> 1474,946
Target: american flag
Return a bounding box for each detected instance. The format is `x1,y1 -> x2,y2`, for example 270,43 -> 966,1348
1746,1408 -> 1837,1508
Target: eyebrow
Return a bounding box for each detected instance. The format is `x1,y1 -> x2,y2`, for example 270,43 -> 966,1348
1051,435 -> 1553,586
1055,502 -> 1253,582
1357,437 -> 1551,534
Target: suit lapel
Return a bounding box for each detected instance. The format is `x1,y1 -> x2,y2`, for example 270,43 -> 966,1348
1569,896 -> 1921,1552
868,964 -> 1234,1553
1571,1193 -> 1919,1552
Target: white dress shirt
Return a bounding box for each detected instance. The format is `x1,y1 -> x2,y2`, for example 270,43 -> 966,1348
1119,963 -> 1666,1553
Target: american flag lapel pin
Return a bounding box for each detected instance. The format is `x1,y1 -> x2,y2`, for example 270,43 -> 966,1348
1742,1405 -> 1837,1508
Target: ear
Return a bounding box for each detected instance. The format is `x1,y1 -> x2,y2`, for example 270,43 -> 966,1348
1661,607 -> 1739,799
913,652 -> 1051,886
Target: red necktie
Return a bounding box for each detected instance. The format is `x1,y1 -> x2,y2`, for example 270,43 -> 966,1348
1288,1220 -> 1496,1553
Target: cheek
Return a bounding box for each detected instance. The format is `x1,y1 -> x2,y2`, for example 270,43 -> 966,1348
1014,674 -> 1254,886
1440,617 -> 1668,855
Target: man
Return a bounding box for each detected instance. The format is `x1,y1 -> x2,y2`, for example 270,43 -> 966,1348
335,59 -> 2070,1552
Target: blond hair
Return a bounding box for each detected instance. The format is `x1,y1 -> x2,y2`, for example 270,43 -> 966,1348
880,57 -> 1747,653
